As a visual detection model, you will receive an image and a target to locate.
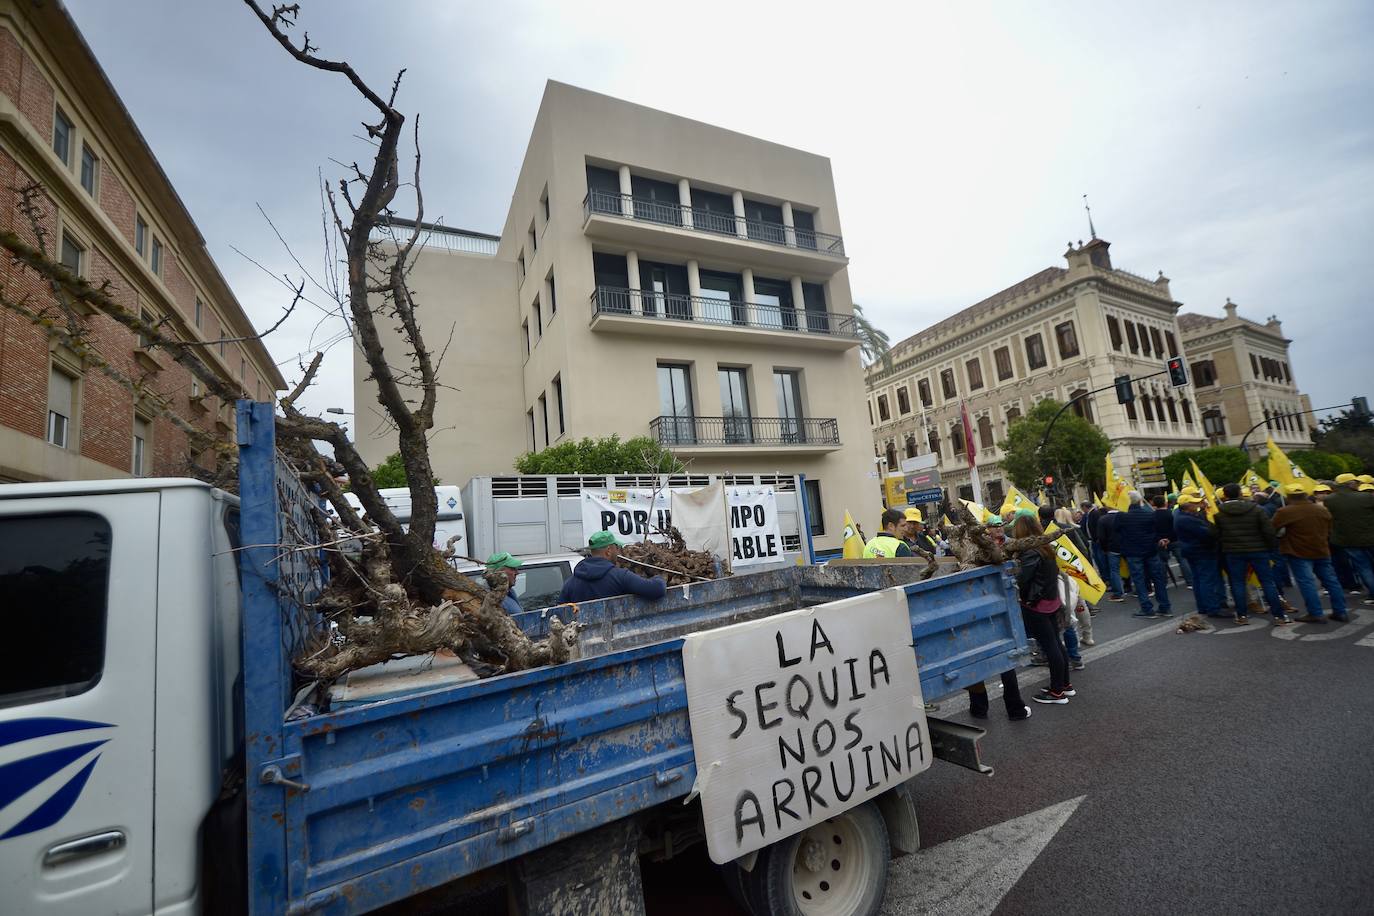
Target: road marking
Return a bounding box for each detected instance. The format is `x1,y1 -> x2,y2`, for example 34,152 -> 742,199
1270,609 -> 1370,641
1357,632 -> 1374,648
881,796 -> 1086,916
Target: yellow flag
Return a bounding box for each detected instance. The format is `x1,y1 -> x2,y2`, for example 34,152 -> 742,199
1170,478 -> 1181,495
1045,523 -> 1107,604
1267,437 -> 1316,494
1182,469 -> 1199,492
999,485 -> 1037,518
1241,468 -> 1266,493
1104,456 -> 1131,510
960,499 -> 993,523
941,514 -> 953,528
841,510 -> 864,559
1092,493 -> 1103,508
1190,459 -> 1219,520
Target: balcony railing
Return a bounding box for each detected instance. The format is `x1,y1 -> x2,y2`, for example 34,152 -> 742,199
650,415 -> 840,447
583,189 -> 845,257
591,286 -> 857,338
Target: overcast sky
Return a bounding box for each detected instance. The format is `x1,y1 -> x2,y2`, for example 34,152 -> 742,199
66,0 -> 1373,426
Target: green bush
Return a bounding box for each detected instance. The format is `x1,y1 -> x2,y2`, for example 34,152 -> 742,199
1162,446 -> 1250,487
515,435 -> 684,475
1254,449 -> 1368,483
369,452 -> 439,489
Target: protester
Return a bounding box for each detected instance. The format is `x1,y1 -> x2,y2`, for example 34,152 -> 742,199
486,552 -> 525,615
1116,491 -> 1173,618
1094,505 -> 1127,602
1253,485 -> 1295,609
863,508 -> 914,558
1053,506 -> 1090,556
1214,482 -> 1287,624
902,507 -> 939,555
1272,484 -> 1349,623
558,531 -> 669,603
1323,473 -> 1374,604
967,673 -> 1032,721
1011,515 -> 1074,704
1151,494 -> 1185,588
1174,495 -> 1224,616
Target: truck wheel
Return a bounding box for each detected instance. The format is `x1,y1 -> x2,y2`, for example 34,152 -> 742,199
747,801 -> 890,916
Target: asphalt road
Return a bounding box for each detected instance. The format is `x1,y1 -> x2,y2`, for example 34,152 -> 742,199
641,581 -> 1374,916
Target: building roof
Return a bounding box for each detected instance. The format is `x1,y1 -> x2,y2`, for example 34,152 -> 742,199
889,266 -> 1066,355
1176,312 -> 1219,332
1177,310 -> 1286,341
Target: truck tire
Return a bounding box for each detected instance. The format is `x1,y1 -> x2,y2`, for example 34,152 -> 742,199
744,801 -> 890,916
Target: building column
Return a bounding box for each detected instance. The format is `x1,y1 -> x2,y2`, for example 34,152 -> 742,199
626,250 -> 641,315
781,201 -> 797,248
618,165 -> 634,218
686,259 -> 702,320
742,267 -> 756,326
790,275 -> 806,332
732,190 -> 747,239
678,178 -> 693,230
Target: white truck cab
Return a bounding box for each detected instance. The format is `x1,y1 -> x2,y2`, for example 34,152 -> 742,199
0,479 -> 240,916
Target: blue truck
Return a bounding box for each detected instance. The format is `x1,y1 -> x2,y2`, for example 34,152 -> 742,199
0,402 -> 1030,916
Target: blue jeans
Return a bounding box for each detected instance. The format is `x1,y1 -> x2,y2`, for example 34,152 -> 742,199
1184,552 -> 1221,614
1225,552 -> 1283,617
1286,556 -> 1347,619
1104,550 -> 1125,597
1063,619 -> 1081,661
1268,550 -> 1291,590
1336,546 -> 1374,595
1126,554 -> 1171,614
1169,543 -> 1193,586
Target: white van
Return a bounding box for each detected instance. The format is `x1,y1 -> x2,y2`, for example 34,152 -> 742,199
340,484 -> 468,557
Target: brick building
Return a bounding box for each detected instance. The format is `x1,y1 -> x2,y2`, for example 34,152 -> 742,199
0,1 -> 283,482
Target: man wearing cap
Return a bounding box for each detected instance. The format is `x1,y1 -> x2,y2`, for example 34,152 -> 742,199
486,553 -> 526,615
901,507 -> 938,555
863,508 -> 914,558
1175,494 -> 1223,616
1272,485 -> 1349,623
1323,473 -> 1374,604
558,531 -> 669,603
1215,482 -> 1287,624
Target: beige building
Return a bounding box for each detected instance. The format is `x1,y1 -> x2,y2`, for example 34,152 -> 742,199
354,82 -> 880,553
864,237 -> 1206,503
1178,300 -> 1313,455
0,1 -> 283,482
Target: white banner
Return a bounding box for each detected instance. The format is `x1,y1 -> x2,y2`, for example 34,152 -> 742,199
681,588 -> 929,864
727,485 -> 783,568
580,488 -> 672,544
671,482 -> 730,562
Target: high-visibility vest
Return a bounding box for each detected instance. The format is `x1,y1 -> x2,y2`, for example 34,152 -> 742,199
862,533 -> 905,558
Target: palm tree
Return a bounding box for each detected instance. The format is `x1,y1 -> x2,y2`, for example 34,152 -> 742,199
852,303 -> 892,370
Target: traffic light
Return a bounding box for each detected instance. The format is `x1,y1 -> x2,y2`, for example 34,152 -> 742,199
1043,475 -> 1055,487
1167,356 -> 1188,388
1114,375 -> 1134,405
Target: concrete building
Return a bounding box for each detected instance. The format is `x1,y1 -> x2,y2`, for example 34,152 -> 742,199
353,82 -> 880,553
865,237 -> 1206,503
1178,300 -> 1313,455
0,1 -> 283,482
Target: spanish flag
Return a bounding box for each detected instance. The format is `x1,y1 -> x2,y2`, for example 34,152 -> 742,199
841,510 -> 864,559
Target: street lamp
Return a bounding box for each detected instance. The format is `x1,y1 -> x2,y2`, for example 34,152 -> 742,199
326,407 -> 353,415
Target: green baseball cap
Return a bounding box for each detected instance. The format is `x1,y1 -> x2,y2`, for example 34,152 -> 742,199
485,551 -> 523,571
984,514 -> 1003,526
588,530 -> 625,550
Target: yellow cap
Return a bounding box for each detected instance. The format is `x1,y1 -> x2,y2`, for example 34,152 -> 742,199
1240,486 -> 1252,498
903,507 -> 923,522
1177,494 -> 1200,506
1283,482 -> 1306,495
1336,473 -> 1359,485
1314,484 -> 1333,494
1362,484 -> 1374,492
1180,486 -> 1201,496
1359,474 -> 1374,484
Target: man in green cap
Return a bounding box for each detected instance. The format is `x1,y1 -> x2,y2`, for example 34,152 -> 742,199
486,552 -> 525,615
558,530 -> 668,603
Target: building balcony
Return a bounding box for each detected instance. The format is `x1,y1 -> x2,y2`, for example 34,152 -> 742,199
582,190 -> 847,275
589,287 -> 858,350
650,415 -> 841,456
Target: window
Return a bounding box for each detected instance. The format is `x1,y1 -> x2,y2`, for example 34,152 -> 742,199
517,252 -> 526,284
529,223 -> 537,253
527,408 -> 536,449
240,357 -> 247,380
868,402 -> 873,426
1024,333 -> 1047,370
541,192 -> 551,224
538,393 -> 549,447
1165,330 -> 1178,357
0,513 -> 111,705
1070,390 -> 1093,423
60,232 -> 84,274
877,394 -> 890,422
1141,395 -> 1154,421
1281,361 -> 1291,383
1149,326 -> 1164,356
1165,396 -> 1178,423
523,320 -> 530,357
1125,399 -> 1137,421
896,386 -> 911,414
659,363 -> 695,444
151,237 -> 163,276
1250,354 -> 1260,378
532,298 -> 542,338
194,298 -> 203,329
904,435 -> 917,459
950,424 -> 965,456
977,415 -> 994,449
940,368 -> 957,399
53,106 -> 73,164
1005,405 -> 1021,425
47,367 -> 76,448
927,430 -> 940,457
719,367 -> 751,442
803,480 -> 825,536
966,358 -> 984,391
136,216 -> 147,257
1055,321 -> 1080,358
132,416 -> 150,476
80,144 -> 97,195
995,346 -> 1013,381
553,375 -> 565,436
1107,316 -> 1123,350
1154,394 -> 1165,421
1181,399 -> 1193,424
548,273 -> 557,314
218,338 -> 226,357
1125,321 -> 1139,353
885,441 -> 897,469
1193,359 -> 1217,387
1137,323 -> 1152,356
917,378 -> 932,407
774,370 -> 804,441
192,379 -> 201,399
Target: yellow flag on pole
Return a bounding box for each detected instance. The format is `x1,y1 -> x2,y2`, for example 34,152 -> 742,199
1189,459 -> 1219,520
1045,523 -> 1107,604
1267,436 -> 1316,494
999,485 -> 1037,518
961,499 -> 994,523
1092,493 -> 1103,508
1241,468 -> 1266,493
841,510 -> 864,559
1104,456 -> 1131,510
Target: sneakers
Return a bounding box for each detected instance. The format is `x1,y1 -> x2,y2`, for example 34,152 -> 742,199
1082,637 -> 1096,646
1132,611 -> 1157,618
1070,658 -> 1086,671
1108,595 -> 1126,602
1061,685 -> 1077,697
1280,598 -> 1297,613
1235,615 -> 1250,625
1157,610 -> 1175,617
1294,614 -> 1327,624
1032,689 -> 1069,705
1009,706 -> 1032,721
1272,616 -> 1292,626
1331,614 -> 1351,623
1363,599 -> 1374,606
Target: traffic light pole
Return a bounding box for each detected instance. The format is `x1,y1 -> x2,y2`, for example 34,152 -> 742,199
1236,401 -> 1358,453
1037,368 -> 1169,456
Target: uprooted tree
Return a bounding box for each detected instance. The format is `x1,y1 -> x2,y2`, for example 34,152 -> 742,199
0,1 -> 576,680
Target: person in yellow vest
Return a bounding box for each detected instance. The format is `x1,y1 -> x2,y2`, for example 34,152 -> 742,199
863,508 -> 914,558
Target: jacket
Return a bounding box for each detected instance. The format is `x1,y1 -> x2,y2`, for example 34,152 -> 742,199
1085,506 -> 1106,544
1015,549 -> 1060,607
557,556 -> 667,603
1096,511 -> 1120,553
905,531 -> 938,555
1058,523 -> 1089,558
1271,500 -> 1333,559
1173,510 -> 1219,557
863,533 -> 913,558
1153,508 -> 1176,542
1324,487 -> 1374,548
1114,504 -> 1160,558
1213,499 -> 1278,554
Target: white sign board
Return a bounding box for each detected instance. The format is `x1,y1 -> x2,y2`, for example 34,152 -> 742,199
726,485 -> 783,568
580,488 -> 672,543
900,452 -> 939,473
681,588 -> 929,864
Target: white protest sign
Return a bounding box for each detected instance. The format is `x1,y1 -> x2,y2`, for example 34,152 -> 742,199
580,488 -> 671,544
681,588 -> 929,864
726,485 -> 783,568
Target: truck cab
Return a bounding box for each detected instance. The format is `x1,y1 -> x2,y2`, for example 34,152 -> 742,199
0,479 -> 239,916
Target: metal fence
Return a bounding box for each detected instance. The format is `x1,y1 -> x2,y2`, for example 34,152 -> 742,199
591,286 -> 857,337
649,415 -> 840,447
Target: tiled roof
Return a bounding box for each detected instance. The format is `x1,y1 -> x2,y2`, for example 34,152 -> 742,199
1176,312 -> 1220,332
890,267 -> 1066,355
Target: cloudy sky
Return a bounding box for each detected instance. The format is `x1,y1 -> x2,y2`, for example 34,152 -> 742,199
66,0 -> 1373,424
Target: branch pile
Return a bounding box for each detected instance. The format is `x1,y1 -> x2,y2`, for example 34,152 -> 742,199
944,503 -> 1057,570
616,526 -> 722,586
